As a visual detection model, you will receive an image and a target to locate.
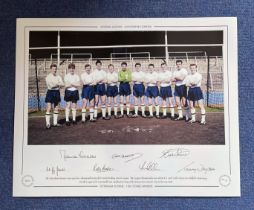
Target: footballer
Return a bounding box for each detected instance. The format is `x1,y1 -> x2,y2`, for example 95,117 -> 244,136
172,60 -> 190,121
132,63 -> 146,117
145,64 -> 160,118
106,64 -> 119,119
93,60 -> 109,120
158,62 -> 175,119
118,62 -> 132,118
80,64 -> 96,123
186,64 -> 206,124
45,64 -> 64,129
64,63 -> 80,126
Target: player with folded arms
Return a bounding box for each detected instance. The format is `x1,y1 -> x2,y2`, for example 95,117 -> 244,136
185,64 -> 206,124
145,64 -> 160,118
158,62 -> 175,119
81,64 -> 96,123
172,60 -> 190,121
106,64 -> 119,119
93,60 -> 108,120
64,63 -> 80,126
132,63 -> 146,118
45,64 -> 64,129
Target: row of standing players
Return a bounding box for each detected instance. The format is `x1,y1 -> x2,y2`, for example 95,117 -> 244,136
44,59 -> 206,129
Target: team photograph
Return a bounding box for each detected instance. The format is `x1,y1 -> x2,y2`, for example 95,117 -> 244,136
28,30 -> 224,145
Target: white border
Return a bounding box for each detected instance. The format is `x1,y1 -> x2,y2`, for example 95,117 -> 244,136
13,18 -> 240,197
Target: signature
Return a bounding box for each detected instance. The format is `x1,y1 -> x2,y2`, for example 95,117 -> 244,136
139,161 -> 160,171
112,153 -> 143,162
93,163 -> 114,173
160,148 -> 190,158
46,166 -> 66,176
59,150 -> 96,161
177,161 -> 216,174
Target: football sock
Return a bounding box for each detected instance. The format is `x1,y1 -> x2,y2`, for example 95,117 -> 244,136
170,106 -> 175,117
107,105 -> 112,116
155,105 -> 160,116
114,105 -> 118,116
177,106 -> 183,118
101,105 -> 106,118
163,106 -> 167,116
94,106 -> 98,118
45,112 -> 51,126
134,105 -> 138,115
191,108 -> 196,121
71,108 -> 76,121
90,108 -> 94,120
141,104 -> 145,115
53,111 -> 59,125
184,106 -> 190,121
82,108 -> 86,121
65,108 -> 70,122
201,109 -> 206,122
120,104 -> 124,115
126,104 -> 130,115
149,105 -> 153,116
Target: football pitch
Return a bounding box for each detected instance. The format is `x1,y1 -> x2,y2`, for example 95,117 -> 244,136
28,109 -> 224,145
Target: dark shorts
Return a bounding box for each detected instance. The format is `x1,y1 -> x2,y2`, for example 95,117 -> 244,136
119,82 -> 131,96
146,86 -> 159,98
160,86 -> 173,98
174,85 -> 187,98
64,89 -> 79,103
94,83 -> 106,96
133,84 -> 145,97
106,85 -> 118,97
45,90 -> 61,106
188,87 -> 204,101
82,85 -> 95,101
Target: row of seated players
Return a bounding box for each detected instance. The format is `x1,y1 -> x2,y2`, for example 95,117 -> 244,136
45,60 -> 206,129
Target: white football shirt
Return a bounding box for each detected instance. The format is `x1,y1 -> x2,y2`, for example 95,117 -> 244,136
173,68 -> 188,86
46,73 -> 64,90
132,71 -> 145,84
188,72 -> 202,88
158,70 -> 172,87
145,71 -> 159,86
81,72 -> 95,86
107,72 -> 118,86
64,73 -> 80,91
93,69 -> 107,84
